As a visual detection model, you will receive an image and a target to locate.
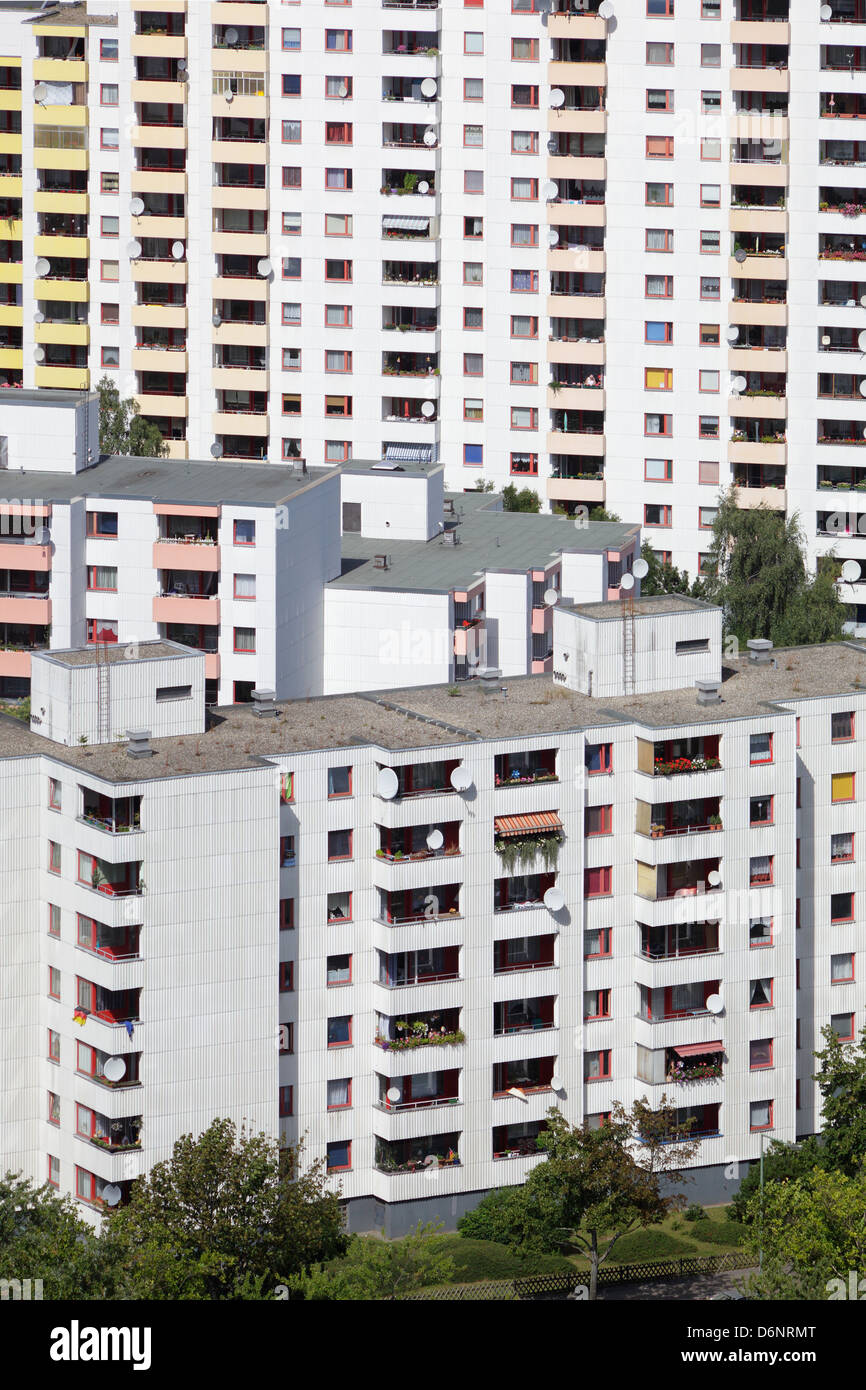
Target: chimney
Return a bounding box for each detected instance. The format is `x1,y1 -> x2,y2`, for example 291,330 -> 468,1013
747,639 -> 773,664
251,688 -> 277,718
126,729 -> 153,759
477,668 -> 502,695
373,553 -> 389,569
696,679 -> 721,706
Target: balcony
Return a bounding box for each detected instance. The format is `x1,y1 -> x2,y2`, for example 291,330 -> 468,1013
73,983 -> 141,1029
374,1133 -> 460,1175
494,872 -> 555,914
493,997 -> 555,1037
492,1056 -> 555,1099
375,1009 -> 463,1051
493,1120 -> 548,1161
636,859 -> 722,903
377,884 -> 460,925
494,750 -> 557,787
377,945 -> 459,988
153,593 -> 219,625
641,737 -> 721,777
80,792 -> 141,837
79,855 -> 143,901
637,798 -> 722,840
638,1043 -> 725,1085
494,934 -> 556,974
377,759 -> 459,800
82,1112 -> 142,1155
375,820 -> 460,862
638,982 -> 722,1024
638,922 -> 720,962
494,812 -> 563,874
375,1068 -> 459,1113
76,914 -> 141,964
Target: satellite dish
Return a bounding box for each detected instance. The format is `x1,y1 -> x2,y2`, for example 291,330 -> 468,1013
550,88 -> 565,109
338,83 -> 349,98
420,77 -> 437,99
543,886 -> 565,912
858,331 -> 866,352
841,559 -> 861,582
178,59 -> 187,71
450,765 -> 473,792
377,767 -> 399,800
550,1074 -> 564,1092
707,869 -> 722,887
102,1184 -> 123,1207
421,400 -> 435,417
212,312 -> 222,327
544,180 -> 559,201
34,257 -> 50,277
822,334 -> 832,346
33,310 -> 44,324
861,295 -> 866,308
35,525 -> 50,546
820,3 -> 833,16
548,229 -> 559,247
129,196 -> 145,216
544,587 -> 558,606
705,994 -> 724,1016
34,82 -> 48,102
726,326 -> 739,343
620,572 -> 635,591
171,241 -> 185,260
127,239 -> 142,259
103,1056 -> 126,1082
734,248 -> 747,263
33,346 -> 45,362
732,375 -> 747,393
860,380 -> 866,397
386,1086 -> 401,1103
210,442 -> 222,458
599,0 -> 615,16
633,557 -> 649,580
257,257 -> 272,277
547,137 -> 558,155
417,180 -> 430,195
224,90 -> 234,103
423,129 -> 437,146
225,26 -> 238,44
426,828 -> 444,851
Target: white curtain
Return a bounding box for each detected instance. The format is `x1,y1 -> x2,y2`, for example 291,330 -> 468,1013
327,1078 -> 349,1108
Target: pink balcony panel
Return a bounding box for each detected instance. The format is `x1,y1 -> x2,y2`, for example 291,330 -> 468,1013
0,597 -> 51,623
0,542 -> 51,570
531,605 -> 551,634
204,652 -> 220,680
454,629 -> 467,657
0,650 -> 32,677
0,503 -> 51,517
152,541 -> 220,572
153,595 -> 220,625
531,656 -> 553,674
153,503 -> 220,518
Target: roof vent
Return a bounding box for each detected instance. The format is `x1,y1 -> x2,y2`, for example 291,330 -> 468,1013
443,529 -> 459,546
373,554 -> 389,570
477,668 -> 503,695
443,498 -> 455,516
696,679 -> 721,706
251,688 -> 277,718
747,639 -> 773,664
127,729 -> 153,759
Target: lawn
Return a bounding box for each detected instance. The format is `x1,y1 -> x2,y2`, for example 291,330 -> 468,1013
565,1204 -> 748,1271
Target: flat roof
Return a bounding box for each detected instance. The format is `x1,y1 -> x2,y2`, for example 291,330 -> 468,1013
2,642 -> 865,783
0,454 -> 336,508
0,388 -> 96,406
36,640 -> 190,669
334,510 -> 639,594
572,595 -> 716,621
342,458 -> 444,478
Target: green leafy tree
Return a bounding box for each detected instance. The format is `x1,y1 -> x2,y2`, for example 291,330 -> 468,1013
741,1168 -> 866,1300
287,1222 -> 455,1300
699,489 -> 845,646
638,540 -> 695,597
502,484 -> 541,513
97,375 -> 168,458
729,1136 -> 831,1223
459,1102 -> 699,1300
588,506 -> 620,522
0,1171 -> 122,1299
106,1119 -> 347,1299
812,1024 -> 866,1176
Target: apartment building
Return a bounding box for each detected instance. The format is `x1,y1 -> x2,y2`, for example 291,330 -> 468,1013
2,600 -> 863,1232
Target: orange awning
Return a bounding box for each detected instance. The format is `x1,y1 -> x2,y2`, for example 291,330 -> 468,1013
672,1041 -> 724,1058
494,811 -> 562,838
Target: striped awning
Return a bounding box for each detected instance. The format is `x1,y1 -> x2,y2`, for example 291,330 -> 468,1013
494,811 -> 562,838
384,443 -> 432,462
382,215 -> 429,231
672,1041 -> 723,1058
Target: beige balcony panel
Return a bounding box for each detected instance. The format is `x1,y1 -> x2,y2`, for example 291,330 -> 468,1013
131,260 -> 188,284
547,155 -> 606,181
131,170 -> 187,196
33,234 -> 88,259
212,275 -> 268,301
547,249 -> 605,275
212,0 -> 267,18
547,386 -> 605,411
153,596 -> 220,626
136,394 -> 188,418
728,255 -> 787,280
550,201 -> 605,227
728,394 -> 786,420
212,231 -> 269,256
211,139 -> 268,165
132,215 -> 187,240
735,486 -> 787,510
729,441 -> 787,465
729,347 -> 788,372
129,34 -> 187,59
0,91 -> 21,112
547,295 -> 605,319
34,322 -> 89,346
211,96 -> 267,121
732,162 -> 788,187
729,301 -> 787,327
731,20 -> 790,44
212,48 -> 267,75
213,323 -> 268,347
34,365 -> 88,389
549,110 -> 606,135
212,366 -> 268,391
33,277 -> 87,301
132,348 -> 188,373
131,80 -> 187,104
0,305 -> 22,327
730,208 -> 787,235
131,0 -> 185,9
132,125 -> 187,150
547,339 -> 605,365
211,185 -> 268,212
161,441 -> 188,461
33,147 -> 86,171
213,411 -> 269,436
730,67 -> 789,94
132,305 -> 187,329
548,14 -> 606,39
547,477 -> 605,503
728,113 -> 789,142
32,58 -> 86,83
548,60 -> 607,87
33,190 -> 88,215
547,431 -> 605,456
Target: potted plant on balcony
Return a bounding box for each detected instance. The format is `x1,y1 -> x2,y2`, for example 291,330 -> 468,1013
708,814 -> 722,829
651,823 -> 665,839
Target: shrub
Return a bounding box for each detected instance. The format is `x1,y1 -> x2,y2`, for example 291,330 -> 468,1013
605,1229 -> 697,1264
684,1203 -> 706,1223
435,1236 -> 573,1283
691,1218 -> 748,1247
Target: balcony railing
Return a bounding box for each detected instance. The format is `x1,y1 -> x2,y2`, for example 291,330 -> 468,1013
375,1096 -> 460,1113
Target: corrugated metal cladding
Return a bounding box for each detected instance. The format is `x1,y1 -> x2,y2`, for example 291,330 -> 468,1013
493,811 -> 563,837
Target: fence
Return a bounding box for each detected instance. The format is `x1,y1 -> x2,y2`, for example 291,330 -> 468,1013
408,1251 -> 754,1301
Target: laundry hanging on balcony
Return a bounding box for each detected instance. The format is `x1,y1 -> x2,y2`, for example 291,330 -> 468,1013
494,811 -> 563,838
671,1040 -> 724,1058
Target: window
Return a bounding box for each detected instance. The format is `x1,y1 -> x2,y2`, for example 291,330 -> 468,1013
49,966 -> 60,1000
585,989 -> 611,1021
464,124 -> 483,148
48,904 -> 60,938
325,29 -> 352,51
464,306 -> 483,330
280,899 -> 295,932
48,1091 -> 60,1126
283,74 -> 302,98
279,961 -> 294,993
510,361 -> 537,385
832,891 -> 854,923
585,743 -> 612,774
464,216 -> 483,240
464,398 -> 483,422
464,78 -> 483,101
464,170 -> 484,195
327,1015 -> 352,1047
701,43 -> 721,67
701,139 -> 721,161
87,565 -> 117,592
832,772 -> 855,803
464,262 -> 483,286
327,1078 -> 351,1110
282,167 -> 301,190
750,795 -> 773,826
464,353 -> 483,377
644,458 -> 672,482
699,370 -> 720,394
282,302 -> 301,326
512,36 -> 537,60
645,368 -> 672,392
86,619 -> 117,645
645,412 -> 672,437
282,256 -> 301,280
645,503 -> 672,527
327,766 -> 352,799
464,444 -> 483,467
283,348 -> 301,370
100,128 -> 119,151
511,270 -> 538,293
700,276 -> 720,300
647,41 -> 674,64
281,835 -> 296,868
101,346 -> 119,369
325,76 -> 352,99
511,177 -> 538,202
48,778 -> 61,811
511,85 -> 538,108
282,120 -> 301,143
100,171 -> 118,195
283,212 -> 302,235
325,441 -> 351,465
585,1050 -> 611,1082
328,829 -> 352,861
750,1100 -> 773,1132
646,275 -> 673,298
750,977 -> 773,1009
282,27 -> 301,50
233,519 -> 255,546
279,1085 -> 294,1118
325,304 -> 352,328
585,928 -> 611,958
832,1013 -> 855,1041
832,832 -> 854,863
100,215 -> 119,239
646,228 -> 673,252
646,182 -> 673,206
832,711 -> 854,741
100,38 -> 117,60
325,350 -> 351,374
325,213 -> 352,237
510,453 -> 537,476
699,323 -> 720,345
645,321 -> 673,345
700,230 -> 720,255
510,406 -> 537,431
832,952 -> 855,984
585,805 -> 612,836
100,261 -> 119,282
325,259 -> 352,283
465,31 -> 484,54
100,84 -> 118,106
233,627 -> 255,653
750,1039 -> 773,1070
325,168 -> 352,191
698,418 -> 719,441
512,130 -> 538,155
750,855 -> 774,886
326,1140 -> 351,1171
511,315 -> 537,339
49,841 -> 61,875
511,223 -> 537,248
647,0 -> 675,12
584,866 -> 612,898
700,184 -> 721,207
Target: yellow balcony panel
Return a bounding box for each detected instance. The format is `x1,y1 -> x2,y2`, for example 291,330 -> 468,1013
131,304 -> 187,330
549,109 -> 606,135
33,190 -> 88,215
547,339 -> 605,366
130,169 -> 187,197
212,230 -> 269,256
130,0 -> 185,9
727,394 -> 786,421
34,365 -> 89,390
0,133 -> 22,156
729,113 -> 789,143
32,58 -> 87,83
547,476 -> 605,504
132,215 -> 187,240
212,366 -> 268,391
211,275 -> 268,301
547,155 -> 606,182
132,125 -> 187,150
161,439 -> 189,460
0,175 -> 22,197
213,1 -> 269,22
732,161 -> 788,187
212,48 -> 267,76
734,486 -> 787,510
213,410 -> 269,437
548,13 -> 606,39
211,185 -> 268,212
131,347 -> 188,373
33,234 -> 88,259
731,20 -> 790,45
548,386 -> 605,411
211,95 -> 268,121
33,147 -> 87,171
548,60 -> 607,88
728,254 -> 787,280
729,347 -> 788,372
131,80 -> 187,104
551,201 -> 605,228
34,276 -> 87,301
0,304 -> 22,327
547,248 -> 605,276
33,104 -> 87,128
729,440 -> 787,466
547,430 -> 605,457
730,300 -> 787,328
0,347 -> 22,369
1,219 -> 23,239
211,139 -> 268,165
130,35 -> 187,60
547,294 -> 605,320
32,22 -> 86,36
136,394 -> 187,419
0,264 -> 23,284
0,90 -> 21,112
213,322 -> 268,347
131,260 -> 187,285
730,208 -> 787,236
35,322 -> 89,346
731,67 -> 789,94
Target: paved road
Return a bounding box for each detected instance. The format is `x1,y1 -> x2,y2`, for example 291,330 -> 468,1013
598,1268 -> 757,1301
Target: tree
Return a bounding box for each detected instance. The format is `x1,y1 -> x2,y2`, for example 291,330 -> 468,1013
729,1136 -> 831,1224
458,1102 -> 699,1300
588,506 -> 620,522
699,489 -> 845,646
97,375 -> 168,458
812,1024 -> 866,1176
638,540 -> 695,597
286,1222 -> 455,1300
106,1119 -> 347,1299
741,1168 -> 866,1300
0,1171 -> 122,1299
502,483 -> 541,513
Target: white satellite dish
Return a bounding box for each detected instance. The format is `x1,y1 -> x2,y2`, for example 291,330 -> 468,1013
707,869 -> 722,887
544,587 -> 558,606
858,331 -> 866,352
599,0 -> 615,16
171,241 -> 185,260
338,83 -> 349,99
421,400 -> 435,418
548,229 -> 559,247
33,310 -> 44,324
620,572 -> 635,591
544,886 -> 565,912
544,180 -> 559,201
34,257 -> 50,277
417,180 -> 430,195
127,239 -> 142,259
450,765 -> 473,792
224,90 -> 234,103
841,559 -> 861,582
33,346 -> 45,362
225,26 -> 238,45
178,59 -> 187,72
734,247 -> 747,263
420,77 -> 437,99
822,334 -> 832,346
129,196 -> 145,216
257,257 -> 272,277
550,88 -> 565,109
705,994 -> 724,1015
377,767 -> 399,800
860,381 -> 866,397
102,1184 -> 123,1207
820,3 -> 833,17
861,295 -> 866,308
732,375 -> 747,393
426,828 -> 444,851
547,137 -> 559,155
423,130 -> 437,147
726,326 -> 739,343
103,1056 -> 126,1082
550,1074 -> 564,1092
34,82 -> 48,102
210,441 -> 222,458
386,1086 -> 401,1103
633,557 -> 649,580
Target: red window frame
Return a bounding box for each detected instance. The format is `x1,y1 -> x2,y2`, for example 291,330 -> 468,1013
463,77 -> 483,101
464,216 -> 484,240
831,711 -> 855,742
463,398 -> 483,422
511,130 -> 538,155
644,458 -> 673,482
511,223 -> 538,247
511,85 -> 539,109
831,891 -> 854,923
510,406 -> 537,431
233,519 -> 256,546
464,31 -> 484,55
326,1140 -> 352,1171
584,865 -> 612,898
48,1155 -> 60,1187
750,1100 -> 774,1132
750,732 -> 773,765
279,1085 -> 294,1118
645,368 -> 673,390
327,829 -> 353,862
511,269 -> 538,293
324,213 -> 352,237
750,795 -> 774,827
509,452 -> 537,475
463,353 -> 483,377
327,1015 -> 352,1047
327,1078 -> 352,1109
750,1039 -> 773,1070
280,899 -> 295,931
463,305 -> 483,330
646,228 -> 674,252
586,1049 -> 611,1081
646,182 -> 674,206
510,315 -> 538,339
76,1167 -> 101,1206
511,177 -> 538,201
585,988 -> 611,1021
48,1026 -> 60,1063
325,350 -> 352,373
279,961 -> 294,993
48,966 -> 60,999
646,135 -> 674,158
645,503 -> 672,527
324,304 -> 352,328
750,978 -> 774,1009
646,275 -> 673,298
48,841 -> 61,875
233,626 -> 256,654
586,742 -> 612,774
585,805 -> 612,836
585,928 -> 612,958
749,856 -> 774,887
645,413 -> 672,436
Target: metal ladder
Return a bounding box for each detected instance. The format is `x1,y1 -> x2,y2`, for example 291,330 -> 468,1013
621,592 -> 635,696
96,641 -> 110,743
